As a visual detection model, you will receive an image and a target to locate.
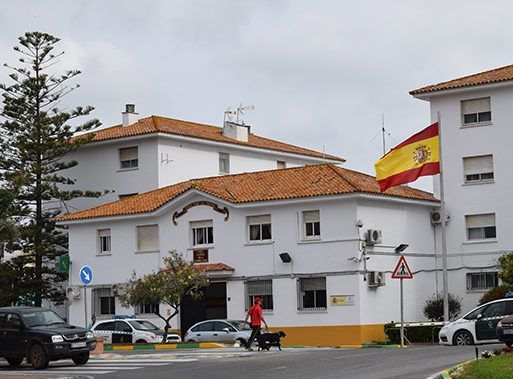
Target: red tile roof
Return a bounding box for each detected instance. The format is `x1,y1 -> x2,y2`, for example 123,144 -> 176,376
193,263 -> 234,272
410,64 -> 513,95
56,164 -> 438,222
81,115 -> 344,162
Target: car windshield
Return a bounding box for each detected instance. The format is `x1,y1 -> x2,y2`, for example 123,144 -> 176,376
128,320 -> 160,331
22,310 -> 65,327
229,320 -> 251,331
463,305 -> 486,320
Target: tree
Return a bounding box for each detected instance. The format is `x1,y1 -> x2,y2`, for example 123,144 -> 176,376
119,251 -> 209,332
423,293 -> 462,321
0,188 -> 17,252
479,284 -> 513,305
498,253 -> 513,285
0,32 -> 102,306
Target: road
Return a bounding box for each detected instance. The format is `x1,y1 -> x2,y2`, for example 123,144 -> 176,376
0,344 -> 503,379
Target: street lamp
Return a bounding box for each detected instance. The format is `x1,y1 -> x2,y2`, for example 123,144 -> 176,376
394,244 -> 409,254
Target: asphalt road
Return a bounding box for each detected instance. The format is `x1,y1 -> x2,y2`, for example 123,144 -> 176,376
0,344 -> 504,379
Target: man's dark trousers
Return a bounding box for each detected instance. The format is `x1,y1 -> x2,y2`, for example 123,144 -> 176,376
246,325 -> 261,348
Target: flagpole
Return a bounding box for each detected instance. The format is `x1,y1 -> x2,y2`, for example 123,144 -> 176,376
437,111 -> 449,322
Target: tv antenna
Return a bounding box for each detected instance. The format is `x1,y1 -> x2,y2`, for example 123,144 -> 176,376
236,103 -> 254,124
370,113 -> 397,155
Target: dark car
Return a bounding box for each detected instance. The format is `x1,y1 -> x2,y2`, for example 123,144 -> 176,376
0,307 -> 96,369
496,314 -> 513,347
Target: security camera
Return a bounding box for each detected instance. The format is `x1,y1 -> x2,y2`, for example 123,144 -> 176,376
355,220 -> 363,228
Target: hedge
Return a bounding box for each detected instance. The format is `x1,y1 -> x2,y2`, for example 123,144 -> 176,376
384,322 -> 442,344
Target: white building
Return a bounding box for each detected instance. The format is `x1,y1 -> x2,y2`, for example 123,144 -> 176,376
411,64 -> 513,314
57,164 -> 440,346
63,105 -> 344,212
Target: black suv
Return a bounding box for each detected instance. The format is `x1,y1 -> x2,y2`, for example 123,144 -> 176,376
0,306 -> 96,369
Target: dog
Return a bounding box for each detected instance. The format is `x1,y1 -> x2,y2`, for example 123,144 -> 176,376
256,331 -> 286,351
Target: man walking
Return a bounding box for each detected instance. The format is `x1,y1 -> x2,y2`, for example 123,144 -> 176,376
244,297 -> 268,351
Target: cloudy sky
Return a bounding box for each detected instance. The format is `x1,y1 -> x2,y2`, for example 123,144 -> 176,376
2,0 -> 512,191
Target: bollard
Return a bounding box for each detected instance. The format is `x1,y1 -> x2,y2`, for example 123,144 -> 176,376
475,346 -> 478,360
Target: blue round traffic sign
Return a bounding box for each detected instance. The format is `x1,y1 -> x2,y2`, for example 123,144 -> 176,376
79,265 -> 93,285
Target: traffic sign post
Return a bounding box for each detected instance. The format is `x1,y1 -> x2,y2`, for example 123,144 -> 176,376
79,266 -> 93,328
392,255 -> 413,348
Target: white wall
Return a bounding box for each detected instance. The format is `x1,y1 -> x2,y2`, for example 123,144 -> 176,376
427,85 -> 513,314
65,192 -> 439,330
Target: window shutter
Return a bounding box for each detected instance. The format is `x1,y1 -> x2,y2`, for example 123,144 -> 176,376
190,220 -> 213,229
303,210 -> 320,223
461,98 -> 490,114
300,277 -> 326,291
119,147 -> 138,161
98,229 -> 110,237
247,215 -> 271,225
463,155 -> 493,175
137,225 -> 159,251
465,213 -> 495,228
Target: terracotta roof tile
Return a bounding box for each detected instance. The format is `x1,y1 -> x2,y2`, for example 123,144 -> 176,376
410,64 -> 513,95
56,164 -> 438,222
83,115 -> 344,162
193,263 -> 235,272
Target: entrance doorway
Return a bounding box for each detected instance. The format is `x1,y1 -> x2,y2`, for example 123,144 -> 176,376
180,282 -> 227,338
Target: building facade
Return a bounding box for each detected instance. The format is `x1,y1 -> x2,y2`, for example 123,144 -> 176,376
411,64 -> 513,314
58,164 -> 440,346
63,106 -> 344,212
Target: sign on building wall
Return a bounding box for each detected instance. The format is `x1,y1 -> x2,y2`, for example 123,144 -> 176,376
329,295 -> 355,306
193,249 -> 209,263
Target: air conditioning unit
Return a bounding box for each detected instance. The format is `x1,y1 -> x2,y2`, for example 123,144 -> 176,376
366,229 -> 382,245
66,286 -> 81,302
431,211 -> 450,225
367,271 -> 385,287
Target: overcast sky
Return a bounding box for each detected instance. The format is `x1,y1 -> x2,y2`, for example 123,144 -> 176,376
2,0 -> 513,191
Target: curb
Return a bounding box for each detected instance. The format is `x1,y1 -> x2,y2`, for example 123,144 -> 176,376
427,360 -> 472,379
104,342 -> 226,351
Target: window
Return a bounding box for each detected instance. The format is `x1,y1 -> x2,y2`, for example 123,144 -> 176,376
247,215 -> 272,242
197,321 -> 215,332
482,302 -> 506,318
461,97 -> 491,126
136,303 -> 160,315
213,321 -> 235,332
119,193 -> 138,200
93,288 -> 116,316
463,155 -> 494,183
119,147 -> 138,169
298,277 -> 327,311
465,213 -> 496,240
219,152 -> 230,174
466,272 -> 498,291
191,220 -> 213,246
98,229 -> 111,254
115,321 -> 132,333
303,210 -> 321,238
137,225 -> 159,252
93,321 -> 115,331
277,161 -> 286,169
246,280 -> 273,310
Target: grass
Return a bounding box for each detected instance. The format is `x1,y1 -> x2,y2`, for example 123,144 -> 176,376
455,354 -> 513,379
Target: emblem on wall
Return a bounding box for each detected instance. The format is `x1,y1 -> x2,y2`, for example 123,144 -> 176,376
172,200 -> 229,225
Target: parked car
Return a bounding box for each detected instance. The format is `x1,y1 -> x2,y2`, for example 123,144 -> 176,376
438,298 -> 513,346
91,318 -> 180,343
0,306 -> 96,369
496,314 -> 513,347
184,319 -> 255,345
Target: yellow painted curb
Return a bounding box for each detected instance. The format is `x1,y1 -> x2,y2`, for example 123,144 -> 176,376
111,345 -> 134,351
155,344 -> 177,349
198,343 -> 225,348
339,345 -> 363,348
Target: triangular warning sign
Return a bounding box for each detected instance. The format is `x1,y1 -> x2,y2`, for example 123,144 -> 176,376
391,255 -> 413,279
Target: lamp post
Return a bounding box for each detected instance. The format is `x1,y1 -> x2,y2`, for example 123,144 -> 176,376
394,244 -> 409,348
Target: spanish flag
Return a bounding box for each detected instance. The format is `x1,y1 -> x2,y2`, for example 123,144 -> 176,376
374,122 -> 440,192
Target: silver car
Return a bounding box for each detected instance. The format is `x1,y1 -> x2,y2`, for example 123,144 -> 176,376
184,319 -> 253,345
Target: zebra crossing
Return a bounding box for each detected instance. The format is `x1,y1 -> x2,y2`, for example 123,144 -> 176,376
0,358 -> 196,376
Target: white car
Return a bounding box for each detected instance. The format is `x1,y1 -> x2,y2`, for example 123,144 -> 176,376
439,298 -> 513,346
184,319 -> 254,345
91,318 -> 181,344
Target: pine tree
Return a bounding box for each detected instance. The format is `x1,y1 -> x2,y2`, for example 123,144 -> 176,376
0,32 -> 103,306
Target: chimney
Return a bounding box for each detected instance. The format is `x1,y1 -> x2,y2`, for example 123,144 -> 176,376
222,121 -> 249,142
122,104 -> 138,126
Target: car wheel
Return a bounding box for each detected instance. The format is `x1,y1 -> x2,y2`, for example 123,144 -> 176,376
6,357 -> 23,367
29,344 -> 49,370
186,339 -> 196,343
72,352 -> 90,365
453,330 -> 474,346
135,339 -> 147,344
506,341 -> 512,348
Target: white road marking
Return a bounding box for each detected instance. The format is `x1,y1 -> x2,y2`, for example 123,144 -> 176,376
2,370 -> 113,375
50,366 -> 142,370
